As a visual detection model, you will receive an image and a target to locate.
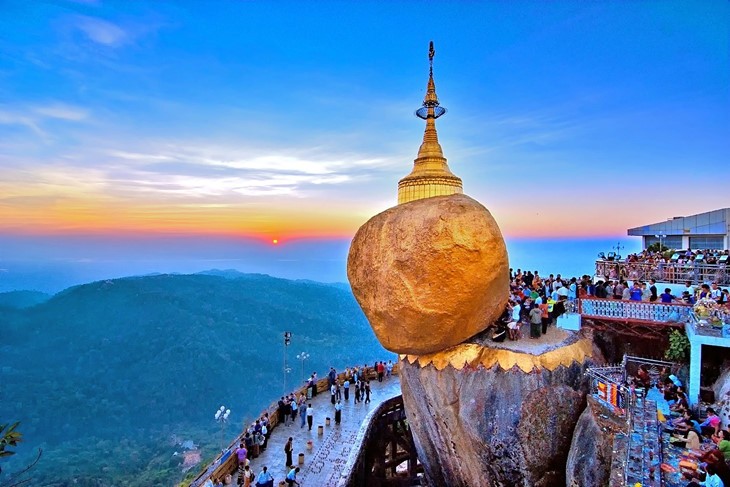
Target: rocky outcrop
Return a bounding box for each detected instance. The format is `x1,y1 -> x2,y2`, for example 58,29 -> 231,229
347,194 -> 509,355
713,364 -> 730,429
566,396 -> 623,487
398,333 -> 594,487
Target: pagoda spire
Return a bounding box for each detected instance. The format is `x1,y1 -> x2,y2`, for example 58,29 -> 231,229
397,41 -> 463,205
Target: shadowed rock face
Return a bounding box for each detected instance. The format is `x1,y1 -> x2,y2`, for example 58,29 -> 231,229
399,353 -> 591,487
565,396 -> 622,487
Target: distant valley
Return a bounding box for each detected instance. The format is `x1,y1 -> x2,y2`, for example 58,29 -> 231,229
0,272 -> 391,486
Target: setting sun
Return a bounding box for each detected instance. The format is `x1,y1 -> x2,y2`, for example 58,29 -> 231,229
272,239 -> 278,244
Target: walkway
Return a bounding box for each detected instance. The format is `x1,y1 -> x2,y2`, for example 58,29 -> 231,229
233,376 -> 402,486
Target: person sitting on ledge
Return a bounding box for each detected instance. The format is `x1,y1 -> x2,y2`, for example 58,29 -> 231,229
700,408 -> 721,438
686,462 -> 723,487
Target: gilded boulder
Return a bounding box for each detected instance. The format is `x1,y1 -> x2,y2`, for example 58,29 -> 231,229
347,193 -> 509,355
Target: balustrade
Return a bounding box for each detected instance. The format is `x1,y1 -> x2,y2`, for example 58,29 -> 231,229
595,260 -> 728,285
579,298 -> 690,324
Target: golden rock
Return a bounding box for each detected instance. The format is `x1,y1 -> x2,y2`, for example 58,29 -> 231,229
347,193 -> 509,355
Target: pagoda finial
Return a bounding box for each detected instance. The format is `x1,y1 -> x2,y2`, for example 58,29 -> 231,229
397,42 -> 463,205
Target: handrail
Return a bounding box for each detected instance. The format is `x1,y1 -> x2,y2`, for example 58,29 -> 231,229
595,260 -> 729,286
579,297 -> 691,324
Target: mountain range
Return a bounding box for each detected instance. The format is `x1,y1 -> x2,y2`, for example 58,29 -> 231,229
0,272 -> 390,486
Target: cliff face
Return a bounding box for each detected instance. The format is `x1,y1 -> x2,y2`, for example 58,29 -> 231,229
565,396 -> 623,487
399,336 -> 594,487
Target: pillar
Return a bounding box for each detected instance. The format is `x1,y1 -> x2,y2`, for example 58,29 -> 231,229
688,340 -> 702,406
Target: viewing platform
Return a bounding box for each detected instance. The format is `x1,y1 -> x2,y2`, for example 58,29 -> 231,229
595,259 -> 729,286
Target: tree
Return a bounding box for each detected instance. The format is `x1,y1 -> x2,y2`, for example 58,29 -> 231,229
665,330 -> 690,362
0,422 -> 42,487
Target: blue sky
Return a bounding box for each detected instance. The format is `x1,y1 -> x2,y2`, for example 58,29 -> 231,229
0,1 -> 728,289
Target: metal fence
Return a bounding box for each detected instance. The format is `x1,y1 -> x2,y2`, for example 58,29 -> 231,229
595,260 -> 729,286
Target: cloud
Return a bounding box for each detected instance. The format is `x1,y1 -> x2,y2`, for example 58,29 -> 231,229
75,16 -> 128,47
33,104 -> 89,121
0,103 -> 89,138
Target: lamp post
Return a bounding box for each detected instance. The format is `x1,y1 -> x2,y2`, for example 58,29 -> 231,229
296,352 -> 310,384
654,233 -> 665,252
283,332 -> 292,393
613,241 -> 625,260
214,405 -> 231,452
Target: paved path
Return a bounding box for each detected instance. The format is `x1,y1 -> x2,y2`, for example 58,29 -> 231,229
232,376 -> 402,487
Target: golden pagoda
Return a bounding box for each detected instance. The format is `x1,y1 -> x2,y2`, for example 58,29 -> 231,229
397,41 -> 463,205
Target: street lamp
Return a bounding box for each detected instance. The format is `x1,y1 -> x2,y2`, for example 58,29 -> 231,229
654,233 -> 665,252
613,241 -> 625,260
214,405 -> 231,452
283,332 -> 292,393
296,352 -> 310,384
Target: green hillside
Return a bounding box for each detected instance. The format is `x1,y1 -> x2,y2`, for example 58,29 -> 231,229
0,273 -> 389,486
0,290 -> 51,309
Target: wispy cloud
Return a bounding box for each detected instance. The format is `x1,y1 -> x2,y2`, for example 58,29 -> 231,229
74,16 -> 128,47
33,103 -> 89,121
0,103 -> 89,138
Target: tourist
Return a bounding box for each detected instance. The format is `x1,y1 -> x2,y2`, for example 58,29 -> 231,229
328,367 -> 337,387
641,282 -> 651,301
661,288 -> 677,303
672,428 -> 701,450
240,465 -> 254,487
343,378 -> 350,401
236,442 -> 248,467
613,281 -> 624,300
290,395 -> 298,424
254,466 -> 274,487
377,361 -> 385,382
386,360 -> 394,379
278,397 -> 287,426
311,372 -> 318,396
354,380 -> 361,403
336,379 -> 342,401
649,279 -> 658,301
335,399 -> 342,424
538,302 -> 550,335
715,430 -> 730,461
529,305 -> 542,339
700,408 -> 721,437
623,282 -> 634,300
285,467 -> 301,486
687,463 -> 723,487
284,437 -> 293,468
306,404 -> 314,431
330,381 -> 336,405
365,381 -> 371,403
299,397 -> 307,428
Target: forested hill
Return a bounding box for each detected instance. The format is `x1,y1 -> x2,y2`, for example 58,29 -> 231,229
0,273 -> 390,486
0,290 -> 50,309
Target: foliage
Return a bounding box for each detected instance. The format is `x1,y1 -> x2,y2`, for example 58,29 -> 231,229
665,329 -> 690,362
646,243 -> 670,253
0,273 -> 393,486
0,423 -> 22,460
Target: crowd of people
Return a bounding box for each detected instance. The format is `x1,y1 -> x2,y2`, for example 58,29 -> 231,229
495,267 -> 730,341
203,361 -> 396,487
632,368 -> 730,487
597,248 -> 729,285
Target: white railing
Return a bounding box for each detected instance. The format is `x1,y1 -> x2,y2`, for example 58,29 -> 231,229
595,260 -> 729,286
579,298 -> 691,323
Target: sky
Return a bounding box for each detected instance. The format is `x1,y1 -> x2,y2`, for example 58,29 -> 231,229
1,1 -> 728,290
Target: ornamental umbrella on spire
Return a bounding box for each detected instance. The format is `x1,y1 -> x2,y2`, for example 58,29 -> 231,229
397,41 -> 463,205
